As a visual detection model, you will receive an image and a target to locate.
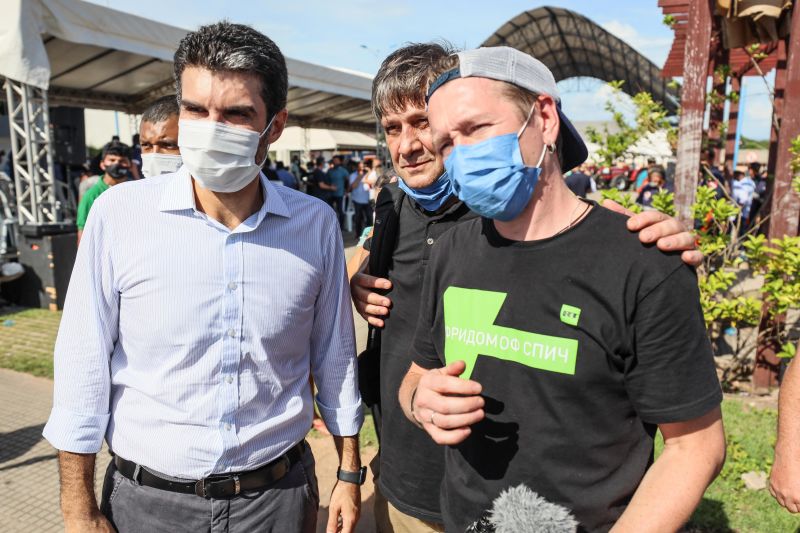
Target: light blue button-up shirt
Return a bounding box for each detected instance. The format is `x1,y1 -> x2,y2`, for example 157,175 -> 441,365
43,167 -> 362,478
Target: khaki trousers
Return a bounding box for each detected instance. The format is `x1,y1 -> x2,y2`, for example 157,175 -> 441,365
373,484 -> 444,533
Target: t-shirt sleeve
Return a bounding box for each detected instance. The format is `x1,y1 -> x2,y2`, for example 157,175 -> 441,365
626,264 -> 722,425
76,192 -> 93,229
411,248 -> 444,370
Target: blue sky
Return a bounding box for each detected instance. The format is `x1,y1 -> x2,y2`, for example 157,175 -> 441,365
86,0 -> 774,139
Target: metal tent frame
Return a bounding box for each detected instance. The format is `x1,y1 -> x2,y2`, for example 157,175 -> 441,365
482,6 -> 680,113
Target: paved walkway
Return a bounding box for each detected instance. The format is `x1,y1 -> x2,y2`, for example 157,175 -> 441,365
0,243 -> 377,532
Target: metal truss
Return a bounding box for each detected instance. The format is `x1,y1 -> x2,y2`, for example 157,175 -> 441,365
4,78 -> 63,225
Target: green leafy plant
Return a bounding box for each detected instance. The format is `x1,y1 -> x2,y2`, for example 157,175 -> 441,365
600,188 -> 641,213
584,81 -> 675,167
589,85 -> 800,387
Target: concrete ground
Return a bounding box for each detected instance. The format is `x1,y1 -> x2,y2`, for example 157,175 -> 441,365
0,241 -> 377,532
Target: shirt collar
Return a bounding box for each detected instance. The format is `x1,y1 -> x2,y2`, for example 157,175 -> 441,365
158,166 -> 291,221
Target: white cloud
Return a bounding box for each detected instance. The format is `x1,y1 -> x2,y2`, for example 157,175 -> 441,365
600,19 -> 673,65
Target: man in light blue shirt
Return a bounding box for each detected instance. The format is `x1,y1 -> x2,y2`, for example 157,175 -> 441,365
44,22 -> 363,533
348,160 -> 373,238
732,170 -> 756,222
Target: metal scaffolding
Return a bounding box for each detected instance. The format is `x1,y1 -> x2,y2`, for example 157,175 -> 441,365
4,78 -> 63,225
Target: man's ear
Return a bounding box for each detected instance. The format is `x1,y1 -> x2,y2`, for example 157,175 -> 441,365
99,160 -> 106,171
266,108 -> 289,145
538,96 -> 561,147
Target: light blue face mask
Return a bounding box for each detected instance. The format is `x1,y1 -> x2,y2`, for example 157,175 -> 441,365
398,171 -> 455,212
444,104 -> 547,221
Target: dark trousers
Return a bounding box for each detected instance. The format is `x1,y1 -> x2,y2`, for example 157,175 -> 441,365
328,196 -> 344,227
100,448 -> 319,533
353,201 -> 373,238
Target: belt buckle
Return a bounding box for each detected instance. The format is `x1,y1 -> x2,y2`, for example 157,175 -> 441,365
194,478 -> 208,498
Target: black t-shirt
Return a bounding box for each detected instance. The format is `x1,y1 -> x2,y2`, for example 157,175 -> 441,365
376,194 -> 476,522
412,203 -> 721,532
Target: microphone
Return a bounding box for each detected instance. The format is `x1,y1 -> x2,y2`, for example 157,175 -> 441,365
466,484 -> 578,533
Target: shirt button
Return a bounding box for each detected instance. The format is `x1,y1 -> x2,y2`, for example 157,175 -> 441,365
228,282 -> 238,291
227,328 -> 237,338
224,423 -> 232,431
426,238 -> 434,245
225,376 -> 233,384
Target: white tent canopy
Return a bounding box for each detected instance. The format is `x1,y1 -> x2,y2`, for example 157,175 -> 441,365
0,0 -> 376,132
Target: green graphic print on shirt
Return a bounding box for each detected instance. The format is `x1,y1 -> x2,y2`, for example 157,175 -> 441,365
443,286 -> 578,380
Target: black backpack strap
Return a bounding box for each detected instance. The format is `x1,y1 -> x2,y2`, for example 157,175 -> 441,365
368,182 -> 404,279
358,183 -> 404,415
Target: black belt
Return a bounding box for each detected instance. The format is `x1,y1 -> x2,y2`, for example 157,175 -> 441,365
114,440 -> 306,499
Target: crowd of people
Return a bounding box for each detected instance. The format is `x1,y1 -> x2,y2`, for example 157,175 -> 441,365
75,131 -> 384,244
34,20 -> 800,533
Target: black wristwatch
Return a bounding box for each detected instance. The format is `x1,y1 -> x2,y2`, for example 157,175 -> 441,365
336,466 -> 367,485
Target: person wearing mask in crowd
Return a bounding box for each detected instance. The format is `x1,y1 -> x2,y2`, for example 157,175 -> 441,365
564,163 -> 594,198
44,22 -> 363,533
139,95 -> 183,178
76,143 -> 135,244
732,169 -> 756,226
327,155 -> 349,227
348,160 -> 373,238
400,46 -> 724,533
350,43 -> 705,533
636,167 -> 671,209
276,161 -> 299,189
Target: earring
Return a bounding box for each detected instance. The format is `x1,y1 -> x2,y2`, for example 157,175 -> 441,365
547,144 -> 556,154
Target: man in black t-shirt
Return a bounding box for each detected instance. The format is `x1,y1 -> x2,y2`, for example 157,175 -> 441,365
352,44 -> 707,533
564,164 -> 594,197
399,47 -> 724,532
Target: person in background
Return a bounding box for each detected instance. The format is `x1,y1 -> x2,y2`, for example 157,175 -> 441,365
348,160 -> 373,238
139,95 -> 182,178
76,142 -> 134,243
634,157 -> 656,190
77,166 -> 98,200
748,162 -> 768,229
636,167 -> 671,209
564,163 -> 595,198
276,161 -> 299,189
732,169 -> 756,227
131,133 -> 143,173
327,155 -> 349,227
308,157 -> 331,200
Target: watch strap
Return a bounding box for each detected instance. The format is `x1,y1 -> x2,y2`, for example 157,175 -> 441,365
336,466 -> 367,485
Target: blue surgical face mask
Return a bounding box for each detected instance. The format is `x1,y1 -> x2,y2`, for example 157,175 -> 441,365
444,104 -> 547,221
398,171 -> 454,212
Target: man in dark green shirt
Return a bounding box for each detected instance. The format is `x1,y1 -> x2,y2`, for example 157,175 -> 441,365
77,143 -> 134,243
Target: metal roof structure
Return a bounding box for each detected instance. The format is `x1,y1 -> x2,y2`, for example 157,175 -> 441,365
1,0 -> 375,133
482,5 -> 680,113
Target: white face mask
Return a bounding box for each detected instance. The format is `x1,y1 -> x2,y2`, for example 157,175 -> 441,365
141,153 -> 183,178
178,116 -> 275,193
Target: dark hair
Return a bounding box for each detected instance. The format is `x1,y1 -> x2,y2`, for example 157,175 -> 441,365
372,41 -> 457,121
276,161 -> 285,169
142,95 -> 180,125
101,142 -> 131,160
173,21 -> 288,124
